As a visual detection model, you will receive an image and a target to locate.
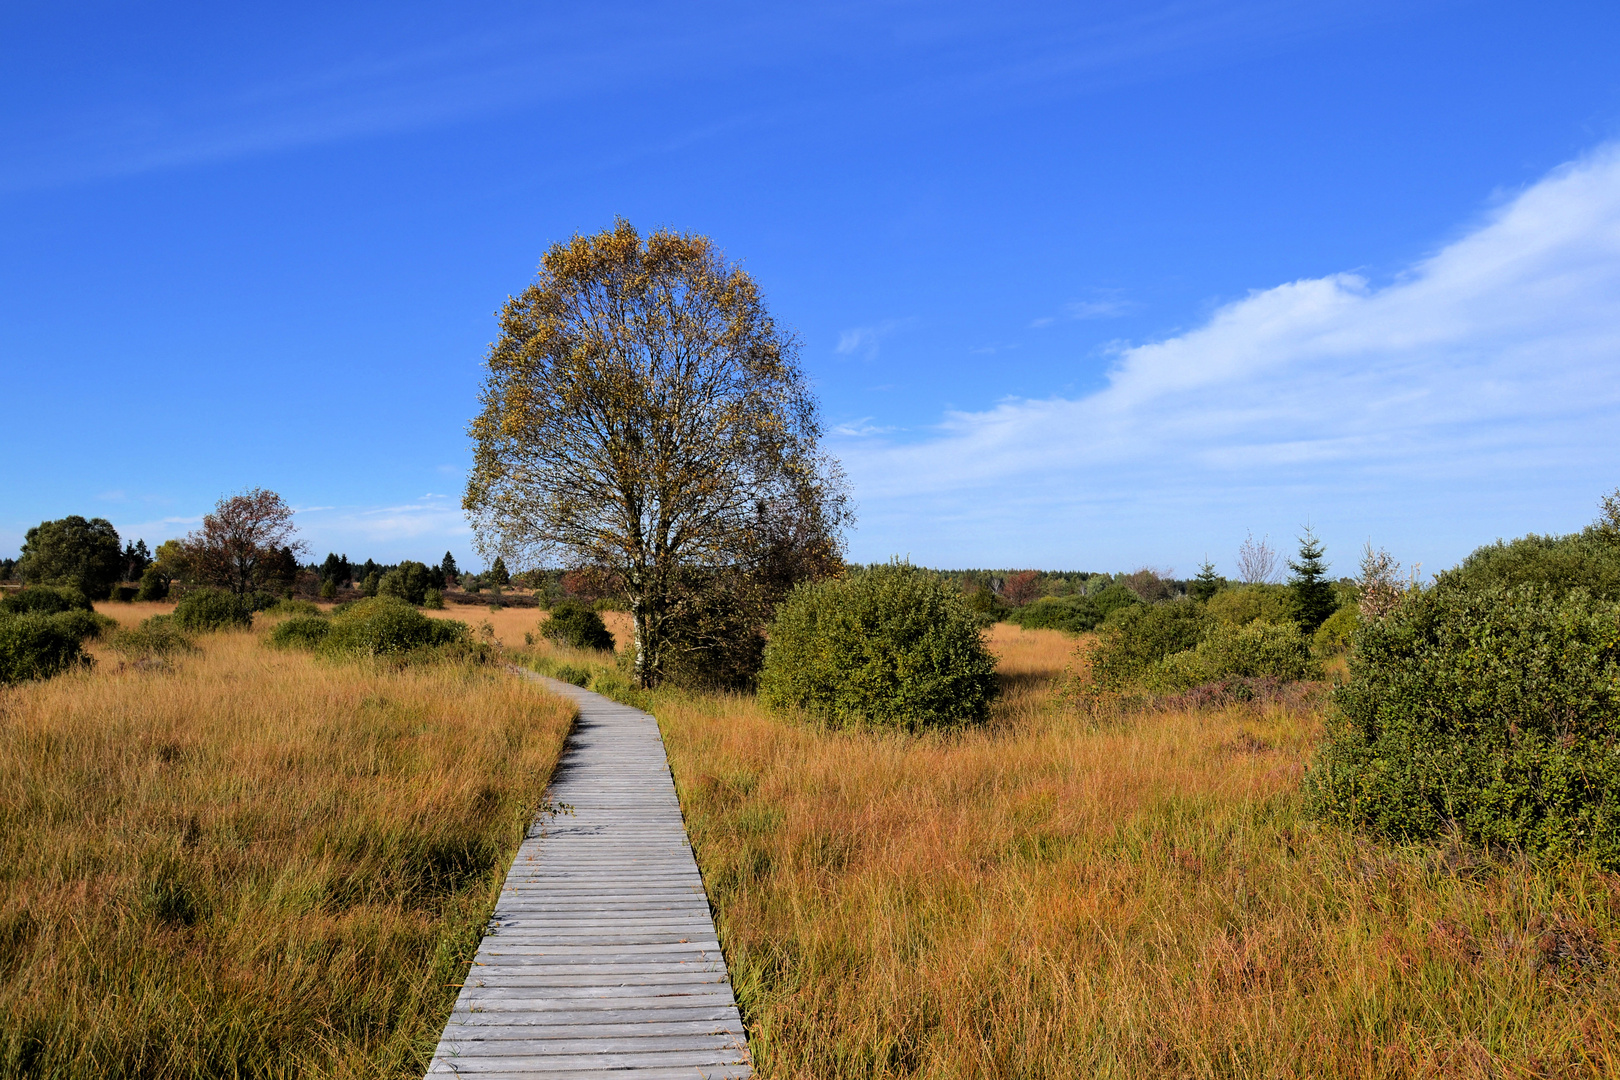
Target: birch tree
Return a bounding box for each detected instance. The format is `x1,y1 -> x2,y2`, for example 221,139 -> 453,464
465,221 -> 849,688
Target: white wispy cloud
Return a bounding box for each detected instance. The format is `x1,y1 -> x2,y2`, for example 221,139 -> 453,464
835,318 -> 910,359
1065,296 -> 1138,320
832,418 -> 899,438
837,146 -> 1620,572
1030,292 -> 1138,328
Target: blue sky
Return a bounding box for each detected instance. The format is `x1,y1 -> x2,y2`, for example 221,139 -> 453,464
3,1 -> 1618,578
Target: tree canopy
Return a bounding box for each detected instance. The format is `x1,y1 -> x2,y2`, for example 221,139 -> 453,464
18,516 -> 123,599
184,489 -> 306,598
465,220 -> 849,687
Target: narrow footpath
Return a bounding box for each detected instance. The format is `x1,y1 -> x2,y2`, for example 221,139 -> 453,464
427,672 -> 751,1079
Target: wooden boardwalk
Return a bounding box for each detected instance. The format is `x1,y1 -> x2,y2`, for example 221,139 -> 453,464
427,672 -> 751,1079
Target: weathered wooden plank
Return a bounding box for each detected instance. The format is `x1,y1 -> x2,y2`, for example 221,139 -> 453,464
445,1007 -> 743,1028
429,1048 -> 749,1071
429,1067 -> 751,1080
427,674 -> 750,1077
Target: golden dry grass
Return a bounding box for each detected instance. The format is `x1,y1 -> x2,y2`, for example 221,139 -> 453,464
0,609 -> 574,1078
649,624 -> 1620,1079
423,602 -> 633,651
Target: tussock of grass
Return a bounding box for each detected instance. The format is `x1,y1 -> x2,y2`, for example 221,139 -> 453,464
649,624 -> 1620,1078
0,624 -> 573,1078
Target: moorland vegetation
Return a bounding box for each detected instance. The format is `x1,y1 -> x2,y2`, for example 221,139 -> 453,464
0,602 -> 573,1077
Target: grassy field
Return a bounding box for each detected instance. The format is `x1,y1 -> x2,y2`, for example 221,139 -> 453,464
631,624 -> 1620,1079
0,603 -> 574,1079
11,600 -> 1619,1078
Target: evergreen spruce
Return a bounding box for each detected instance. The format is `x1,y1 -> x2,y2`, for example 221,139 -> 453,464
1190,559 -> 1222,602
1288,527 -> 1336,632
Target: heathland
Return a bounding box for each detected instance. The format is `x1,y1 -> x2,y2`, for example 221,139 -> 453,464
513,619 -> 1620,1079
0,603 -> 572,1078
2,565 -> 1617,1077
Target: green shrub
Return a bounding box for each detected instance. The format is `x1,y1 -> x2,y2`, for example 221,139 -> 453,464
1199,619 -> 1312,681
135,566 -> 171,601
1446,533 -> 1620,601
963,585 -> 1009,625
47,609 -> 118,642
0,613 -> 94,684
759,562 -> 999,729
361,571 -> 380,598
1205,583 -> 1296,626
1091,582 -> 1142,622
317,597 -> 470,658
541,600 -> 615,651
0,585 -> 92,616
1145,620 -> 1313,692
172,588 -> 253,633
109,615 -> 197,660
1089,600 -> 1210,691
1313,604 -> 1358,653
423,588 -> 444,610
378,561 -> 433,606
319,577 -> 338,601
1305,582 -> 1620,868
1008,595 -> 1100,634
263,599 -> 321,617
551,663 -> 592,687
269,616 -> 332,650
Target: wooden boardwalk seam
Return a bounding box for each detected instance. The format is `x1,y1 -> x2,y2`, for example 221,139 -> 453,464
427,671 -> 751,1079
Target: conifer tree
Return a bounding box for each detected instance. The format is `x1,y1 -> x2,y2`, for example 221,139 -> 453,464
1190,559 -> 1221,602
1288,527 -> 1336,632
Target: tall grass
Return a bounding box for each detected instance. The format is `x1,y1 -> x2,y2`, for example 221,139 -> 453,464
650,624 -> 1620,1078
0,611 -> 573,1078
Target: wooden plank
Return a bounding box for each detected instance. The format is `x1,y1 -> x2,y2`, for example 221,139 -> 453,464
426,673 -> 751,1077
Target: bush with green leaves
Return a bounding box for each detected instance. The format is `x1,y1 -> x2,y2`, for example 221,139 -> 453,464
314,597 -> 472,658
172,587 -> 254,633
1305,579 -> 1620,868
1088,599 -> 1210,691
0,613 -> 94,685
1145,619 -> 1313,692
1007,595 -> 1100,634
759,562 -> 999,729
269,615 -> 332,650
1445,533 -> 1620,601
423,588 -> 444,610
135,566 -> 170,601
263,598 -> 321,617
0,586 -> 92,616
1205,583 -> 1296,626
0,604 -> 114,685
378,560 -> 434,605
1313,604 -> 1358,653
541,600 -> 615,651
46,608 -> 118,643
551,663 -> 592,687
1090,582 -> 1142,621
109,615 -> 197,660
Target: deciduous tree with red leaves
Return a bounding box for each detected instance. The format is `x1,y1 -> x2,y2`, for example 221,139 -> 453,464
184,489 -> 307,598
